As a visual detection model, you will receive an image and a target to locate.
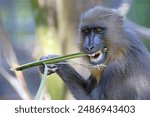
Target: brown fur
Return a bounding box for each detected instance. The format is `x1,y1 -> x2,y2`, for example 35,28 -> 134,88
91,67 -> 105,82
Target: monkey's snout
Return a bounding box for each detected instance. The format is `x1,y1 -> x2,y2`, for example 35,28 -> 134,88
85,45 -> 96,51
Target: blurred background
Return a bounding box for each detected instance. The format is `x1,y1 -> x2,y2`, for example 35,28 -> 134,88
0,0 -> 150,100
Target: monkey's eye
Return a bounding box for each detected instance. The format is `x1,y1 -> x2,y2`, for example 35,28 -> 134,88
82,28 -> 91,34
94,27 -> 103,33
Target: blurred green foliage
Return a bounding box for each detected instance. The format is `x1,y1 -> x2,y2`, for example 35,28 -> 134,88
46,74 -> 66,100
30,0 -> 48,27
128,0 -> 150,51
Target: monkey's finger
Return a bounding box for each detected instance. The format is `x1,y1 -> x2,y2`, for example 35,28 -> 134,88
47,67 -> 58,75
39,64 -> 45,74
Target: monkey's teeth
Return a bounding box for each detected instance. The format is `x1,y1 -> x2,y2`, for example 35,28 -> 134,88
88,48 -> 107,63
90,53 -> 103,62
88,50 -> 102,57
88,50 -> 103,62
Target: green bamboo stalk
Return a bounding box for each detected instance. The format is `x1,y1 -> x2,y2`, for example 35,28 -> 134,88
11,52 -> 87,71
34,64 -> 48,100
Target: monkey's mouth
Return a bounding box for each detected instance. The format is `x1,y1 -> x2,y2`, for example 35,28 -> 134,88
88,48 -> 107,66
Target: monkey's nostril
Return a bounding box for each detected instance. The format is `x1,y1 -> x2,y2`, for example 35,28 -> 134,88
86,45 -> 95,51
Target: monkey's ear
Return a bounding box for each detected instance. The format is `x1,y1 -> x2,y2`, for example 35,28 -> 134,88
116,2 -> 130,18
111,8 -> 125,21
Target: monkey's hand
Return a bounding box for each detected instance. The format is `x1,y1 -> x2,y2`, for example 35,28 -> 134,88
39,54 -> 60,75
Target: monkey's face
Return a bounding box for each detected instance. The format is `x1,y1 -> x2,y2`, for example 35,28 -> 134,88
80,26 -> 107,66
79,6 -> 125,67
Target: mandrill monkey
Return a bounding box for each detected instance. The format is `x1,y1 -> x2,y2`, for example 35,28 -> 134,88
39,6 -> 150,100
